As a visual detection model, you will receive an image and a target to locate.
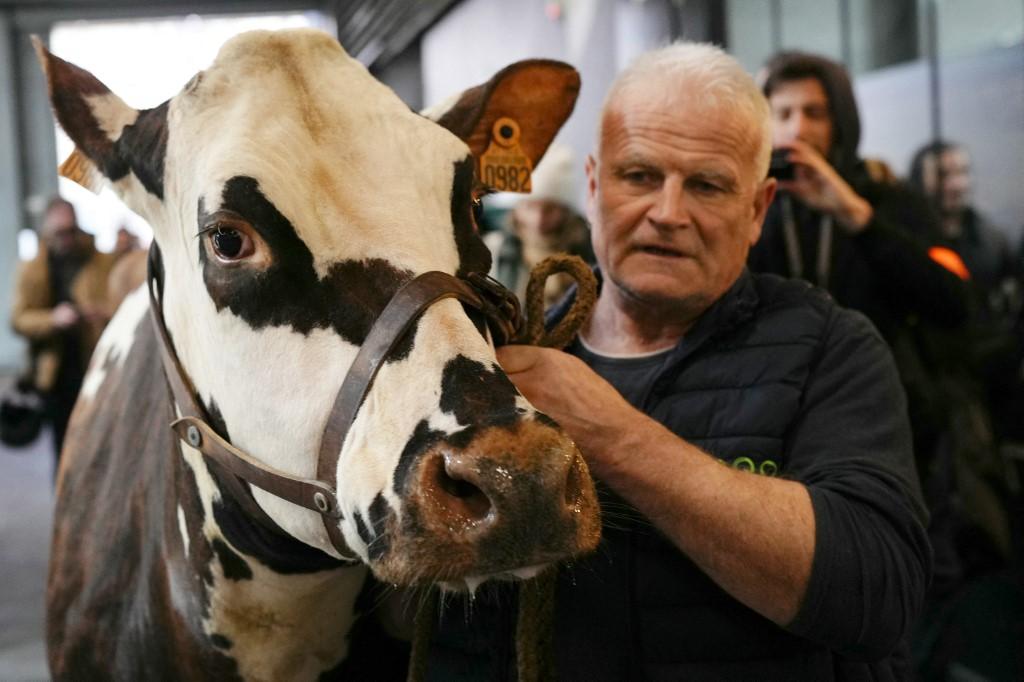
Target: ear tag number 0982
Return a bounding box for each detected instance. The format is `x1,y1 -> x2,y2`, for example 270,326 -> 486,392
480,117 -> 532,193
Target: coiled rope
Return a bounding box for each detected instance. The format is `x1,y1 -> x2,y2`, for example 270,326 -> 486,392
407,254 -> 598,682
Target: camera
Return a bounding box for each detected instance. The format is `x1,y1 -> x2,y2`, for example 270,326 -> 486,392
768,148 -> 795,181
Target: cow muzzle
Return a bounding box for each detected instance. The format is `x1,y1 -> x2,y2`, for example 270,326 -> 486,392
370,418 -> 600,585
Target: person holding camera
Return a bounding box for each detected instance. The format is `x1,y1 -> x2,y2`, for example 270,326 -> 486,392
11,197 -> 115,464
748,51 -> 969,345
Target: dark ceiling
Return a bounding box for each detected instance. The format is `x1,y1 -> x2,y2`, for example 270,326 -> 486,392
0,0 -> 458,68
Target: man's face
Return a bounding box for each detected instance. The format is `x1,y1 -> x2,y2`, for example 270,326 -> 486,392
586,92 -> 774,315
768,78 -> 834,156
923,148 -> 971,214
42,205 -> 80,257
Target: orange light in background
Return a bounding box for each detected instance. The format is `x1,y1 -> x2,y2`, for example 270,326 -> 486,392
928,246 -> 971,280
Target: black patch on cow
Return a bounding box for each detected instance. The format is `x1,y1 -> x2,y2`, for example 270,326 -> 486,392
210,633 -> 233,650
450,157 -> 492,277
115,100 -> 169,198
391,357 -> 521,495
439,355 -> 519,427
352,494 -> 391,561
210,491 -> 345,575
211,538 -> 253,581
533,412 -> 560,430
353,510 -> 373,550
205,398 -> 230,440
393,419 -> 444,495
366,493 -> 391,561
198,176 -> 417,359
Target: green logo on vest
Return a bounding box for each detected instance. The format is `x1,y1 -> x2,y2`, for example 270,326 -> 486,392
730,456 -> 779,477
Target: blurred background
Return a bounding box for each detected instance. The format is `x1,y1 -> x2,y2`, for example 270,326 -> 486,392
0,0 -> 1021,373
0,1 -> 1021,679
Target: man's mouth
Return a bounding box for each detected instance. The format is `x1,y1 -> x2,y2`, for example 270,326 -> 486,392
634,244 -> 684,258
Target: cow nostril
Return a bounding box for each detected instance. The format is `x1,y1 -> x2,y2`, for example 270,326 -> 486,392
431,456 -> 492,523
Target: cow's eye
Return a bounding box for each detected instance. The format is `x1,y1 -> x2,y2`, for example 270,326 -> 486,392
210,226 -> 253,261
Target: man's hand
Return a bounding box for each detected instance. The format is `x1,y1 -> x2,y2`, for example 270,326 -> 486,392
51,302 -> 80,330
777,140 -> 873,232
496,344 -> 645,478
78,303 -> 110,326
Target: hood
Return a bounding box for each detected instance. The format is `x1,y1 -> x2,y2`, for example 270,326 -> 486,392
762,51 -> 861,182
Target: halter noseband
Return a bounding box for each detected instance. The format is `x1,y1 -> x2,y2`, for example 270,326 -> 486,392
147,245 -> 523,559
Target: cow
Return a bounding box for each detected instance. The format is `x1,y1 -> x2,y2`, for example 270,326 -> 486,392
38,28 -> 600,680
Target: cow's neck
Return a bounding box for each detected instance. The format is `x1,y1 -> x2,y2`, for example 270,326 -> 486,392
170,371 -> 368,679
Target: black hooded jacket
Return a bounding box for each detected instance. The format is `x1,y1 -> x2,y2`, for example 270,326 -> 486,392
748,52 -> 969,343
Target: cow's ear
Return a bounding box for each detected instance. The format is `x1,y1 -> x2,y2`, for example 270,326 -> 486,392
33,36 -> 168,202
424,59 -> 580,170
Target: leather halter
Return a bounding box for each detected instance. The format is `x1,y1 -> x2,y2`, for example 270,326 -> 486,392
147,245 -> 523,559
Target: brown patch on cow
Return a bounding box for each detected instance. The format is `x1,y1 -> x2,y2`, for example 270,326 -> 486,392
47,309 -> 244,680
368,419 -> 600,585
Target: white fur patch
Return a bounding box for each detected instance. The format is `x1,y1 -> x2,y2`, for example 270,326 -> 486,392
202,551 -> 366,680
80,283 -> 149,400
85,91 -> 139,142
177,504 -> 190,557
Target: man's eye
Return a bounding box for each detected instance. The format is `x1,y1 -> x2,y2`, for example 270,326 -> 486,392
624,170 -> 655,184
692,180 -> 722,194
210,227 -> 253,260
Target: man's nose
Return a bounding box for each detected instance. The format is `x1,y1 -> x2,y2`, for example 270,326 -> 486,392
647,181 -> 688,228
780,112 -> 813,143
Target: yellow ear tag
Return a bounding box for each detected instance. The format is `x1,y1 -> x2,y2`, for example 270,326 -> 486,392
479,117 -> 533,193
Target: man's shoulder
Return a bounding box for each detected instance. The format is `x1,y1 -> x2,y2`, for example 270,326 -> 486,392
746,272 -> 881,347
14,252 -> 49,285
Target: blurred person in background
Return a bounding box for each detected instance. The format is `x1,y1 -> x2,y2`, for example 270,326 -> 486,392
112,225 -> 141,258
484,143 -> 593,307
908,141 -> 1024,444
11,197 -> 115,465
107,226 -> 149,310
748,51 -> 968,344
909,140 -> 1021,324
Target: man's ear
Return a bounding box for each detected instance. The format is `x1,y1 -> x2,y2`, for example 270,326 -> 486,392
33,36 -> 169,206
584,153 -> 599,223
749,177 -> 777,246
423,60 -> 580,181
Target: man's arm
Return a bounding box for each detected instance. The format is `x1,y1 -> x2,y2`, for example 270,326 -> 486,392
497,346 -> 815,626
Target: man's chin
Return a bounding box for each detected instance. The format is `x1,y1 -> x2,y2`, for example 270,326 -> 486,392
609,276 -> 711,315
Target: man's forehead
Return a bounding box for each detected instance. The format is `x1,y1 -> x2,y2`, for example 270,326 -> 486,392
602,98 -> 758,168
769,77 -> 829,106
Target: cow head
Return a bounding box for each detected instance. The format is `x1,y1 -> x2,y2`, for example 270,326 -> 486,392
37,29 -> 599,585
